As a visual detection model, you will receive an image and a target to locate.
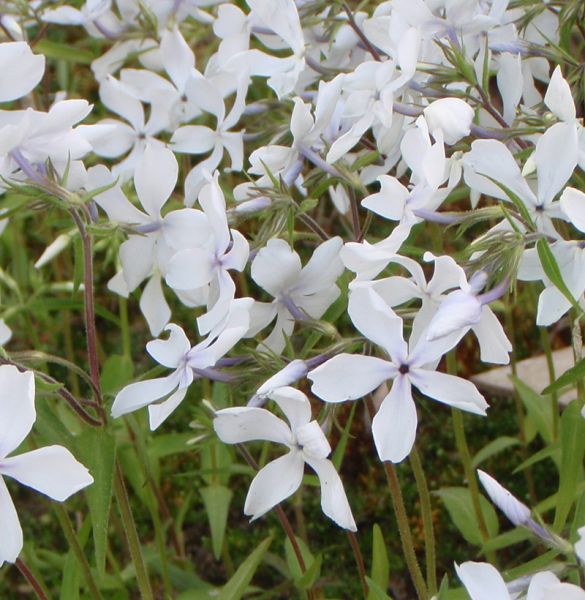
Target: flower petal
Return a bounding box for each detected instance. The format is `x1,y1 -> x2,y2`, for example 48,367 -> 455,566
267,386 -> 311,430
134,144 -> 178,217
455,561 -> 510,600
0,42 -> 45,102
409,369 -> 488,415
0,477 -> 22,566
140,274 -> 171,337
309,354 -> 395,403
111,373 -> 179,418
251,238 -> 302,298
372,375 -> 417,463
305,457 -> 357,531
244,451 -> 305,521
214,406 -> 293,446
0,446 -> 93,501
148,387 -> 189,431
146,324 -> 190,368
560,187 -> 585,233
0,366 -> 35,459
544,66 -> 576,123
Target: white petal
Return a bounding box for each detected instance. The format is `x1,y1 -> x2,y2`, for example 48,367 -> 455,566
244,451 -> 305,521
526,571 -> 561,600
0,366 -> 35,458
560,187 -> 585,233
160,28 -> 195,92
171,126 -> 216,154
309,354 -> 395,403
251,238 -> 301,297
472,307 -> 512,365
295,421 -> 331,459
455,562 -> 510,600
119,235 -> 155,292
423,98 -> 474,145
198,174 -> 230,253
165,248 -> 214,291
544,66 -> 576,123
372,376 -> 417,463
536,285 -> 572,327
111,373 -> 179,418
496,53 -> 522,125
99,76 -> 144,131
535,122 -> 578,206
348,285 -> 407,362
0,446 -> 93,502
463,140 -> 536,204
362,176 -> 409,221
409,369 -> 488,415
214,406 -> 293,446
146,324 -> 190,368
140,274 -> 171,337
295,237 -> 343,296
0,42 -> 45,102
477,470 -> 530,527
305,457 -> 356,531
0,477 -> 22,566
267,386 -> 311,430
162,208 -> 211,251
425,291 -> 482,341
148,387 -> 188,431
134,144 -> 178,217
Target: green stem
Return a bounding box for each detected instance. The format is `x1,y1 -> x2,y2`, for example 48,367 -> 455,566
53,505 -> 103,600
538,325 -> 559,440
410,447 -> 437,596
365,397 -> 427,599
114,464 -> 154,600
383,462 -> 429,600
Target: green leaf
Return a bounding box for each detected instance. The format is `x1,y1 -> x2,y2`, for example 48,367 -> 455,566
35,39 -> 94,64
542,357 -> 585,395
369,524 -> 389,598
482,175 -> 535,230
59,552 -> 80,600
472,436 -> 521,468
536,239 -> 581,312
365,577 -> 393,600
217,537 -> 272,600
76,429 -> 116,578
332,402 -> 357,470
100,354 -> 134,395
511,377 -> 553,444
284,535 -> 314,581
553,401 -> 585,531
434,487 -> 499,545
200,485 -> 233,561
513,443 -> 560,473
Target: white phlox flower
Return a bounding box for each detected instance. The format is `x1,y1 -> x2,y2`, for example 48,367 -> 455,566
0,365 -> 93,568
309,286 -> 488,463
112,298 -> 252,430
0,42 -> 45,103
247,237 -> 344,354
87,144 -> 211,336
214,385 -> 356,530
165,171 -> 250,336
0,320 -> 11,346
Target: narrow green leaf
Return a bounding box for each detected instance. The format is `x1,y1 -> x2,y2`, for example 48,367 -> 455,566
472,436 -> 521,468
200,485 -> 233,561
434,487 -> 499,545
332,402 -> 357,470
365,577 -> 393,600
59,551 -> 80,600
35,39 -> 94,64
511,377 -> 553,444
217,537 -> 272,600
76,429 -> 116,578
369,524 -> 389,596
553,402 -> 585,531
536,239 -> 581,312
542,357 -> 585,395
284,535 -> 314,581
482,175 -> 535,230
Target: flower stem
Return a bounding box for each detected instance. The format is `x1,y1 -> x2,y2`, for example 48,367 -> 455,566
365,397 -> 427,599
114,464 -> 154,600
347,531 -> 369,598
15,558 -> 50,600
410,447 -> 437,596
53,505 -> 103,600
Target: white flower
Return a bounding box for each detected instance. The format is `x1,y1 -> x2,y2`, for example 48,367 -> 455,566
477,470 -> 531,527
423,98 -> 474,145
0,365 -> 93,567
214,386 -> 356,530
309,286 -> 487,462
0,320 -> 11,346
248,237 -> 344,354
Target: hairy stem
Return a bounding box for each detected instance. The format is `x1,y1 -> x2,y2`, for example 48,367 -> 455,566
15,559 -> 50,600
347,531 -> 369,598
